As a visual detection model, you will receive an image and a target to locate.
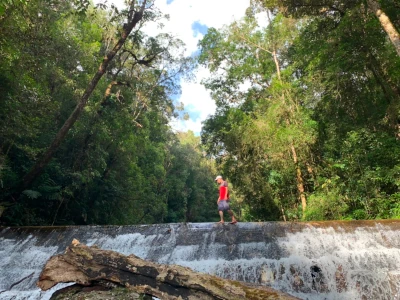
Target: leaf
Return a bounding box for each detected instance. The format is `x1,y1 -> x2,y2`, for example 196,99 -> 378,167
22,190 -> 42,199
333,163 -> 346,169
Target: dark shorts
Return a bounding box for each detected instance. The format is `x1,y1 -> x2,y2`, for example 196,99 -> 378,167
218,200 -> 230,211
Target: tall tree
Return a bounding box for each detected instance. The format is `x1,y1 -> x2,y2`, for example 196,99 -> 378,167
199,14 -> 316,219
22,0 -> 150,189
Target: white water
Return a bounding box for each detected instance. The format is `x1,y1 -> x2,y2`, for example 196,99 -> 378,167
0,222 -> 399,299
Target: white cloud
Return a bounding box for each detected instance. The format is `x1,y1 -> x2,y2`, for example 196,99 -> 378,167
170,66 -> 217,134
255,11 -> 270,29
148,0 -> 248,134
95,0 -> 249,134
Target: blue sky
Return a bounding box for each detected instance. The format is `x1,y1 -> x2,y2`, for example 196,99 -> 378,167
191,21 -> 208,37
184,104 -> 202,120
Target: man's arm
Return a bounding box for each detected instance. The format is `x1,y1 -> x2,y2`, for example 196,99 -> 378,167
224,186 -> 228,200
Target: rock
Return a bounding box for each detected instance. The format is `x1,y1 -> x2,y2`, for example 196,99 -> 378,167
260,264 -> 275,285
335,265 -> 347,293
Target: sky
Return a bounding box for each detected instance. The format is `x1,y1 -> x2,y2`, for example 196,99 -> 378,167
95,0 -> 250,135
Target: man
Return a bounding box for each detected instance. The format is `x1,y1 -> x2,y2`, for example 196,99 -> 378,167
215,175 -> 237,224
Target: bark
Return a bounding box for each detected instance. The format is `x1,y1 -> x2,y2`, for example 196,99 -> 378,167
103,81 -> 129,100
21,1 -> 148,190
368,0 -> 400,57
272,49 -> 281,81
37,239 -> 299,300
290,144 -> 307,213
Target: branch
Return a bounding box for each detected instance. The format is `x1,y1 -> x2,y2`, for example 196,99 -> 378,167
122,48 -> 163,67
104,81 -> 131,99
0,272 -> 34,294
232,26 -> 273,55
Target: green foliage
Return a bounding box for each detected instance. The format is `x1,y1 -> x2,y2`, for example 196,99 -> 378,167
0,0 -> 216,226
309,129 -> 400,220
199,1 -> 400,221
199,11 -> 316,221
165,131 -> 218,223
303,190 -> 349,221
1,0 -> 399,225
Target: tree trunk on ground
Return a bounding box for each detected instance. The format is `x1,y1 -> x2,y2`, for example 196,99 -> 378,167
290,144 -> 307,213
37,239 -> 299,300
368,0 -> 400,57
21,1 -> 148,190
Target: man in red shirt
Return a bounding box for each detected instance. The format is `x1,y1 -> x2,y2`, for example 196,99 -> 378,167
215,175 -> 237,224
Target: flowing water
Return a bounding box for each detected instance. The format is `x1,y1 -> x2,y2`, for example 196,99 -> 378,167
0,220 -> 399,300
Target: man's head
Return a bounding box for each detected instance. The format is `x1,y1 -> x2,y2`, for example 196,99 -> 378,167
215,175 -> 223,184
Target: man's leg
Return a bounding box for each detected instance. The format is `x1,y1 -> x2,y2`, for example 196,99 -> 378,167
227,210 -> 237,223
219,210 -> 224,223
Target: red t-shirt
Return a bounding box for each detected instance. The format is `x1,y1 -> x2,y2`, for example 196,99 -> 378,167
219,181 -> 229,200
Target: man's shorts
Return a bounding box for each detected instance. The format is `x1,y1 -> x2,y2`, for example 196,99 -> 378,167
218,200 -> 230,211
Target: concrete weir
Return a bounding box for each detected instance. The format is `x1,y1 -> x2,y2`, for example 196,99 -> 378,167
0,220 -> 399,299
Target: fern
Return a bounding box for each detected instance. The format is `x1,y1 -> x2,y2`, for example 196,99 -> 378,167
22,190 -> 42,199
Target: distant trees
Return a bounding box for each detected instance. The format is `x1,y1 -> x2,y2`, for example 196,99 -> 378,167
164,131 -> 218,223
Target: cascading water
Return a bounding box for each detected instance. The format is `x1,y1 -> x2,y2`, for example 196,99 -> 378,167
0,220 -> 399,300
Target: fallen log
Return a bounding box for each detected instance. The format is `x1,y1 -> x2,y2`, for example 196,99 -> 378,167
38,239 -> 299,300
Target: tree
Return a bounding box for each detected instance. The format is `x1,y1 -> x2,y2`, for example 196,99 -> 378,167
163,131 -> 217,223
284,3 -> 400,220
199,13 -> 316,219
21,0 -> 151,189
256,0 -> 400,56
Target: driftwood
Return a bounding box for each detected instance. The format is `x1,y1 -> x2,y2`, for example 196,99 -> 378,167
38,239 -> 299,300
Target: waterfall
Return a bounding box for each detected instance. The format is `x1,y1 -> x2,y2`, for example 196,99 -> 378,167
0,221 -> 399,300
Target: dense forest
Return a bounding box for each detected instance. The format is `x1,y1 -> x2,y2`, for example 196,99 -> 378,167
0,0 -> 399,226
0,0 -> 217,225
